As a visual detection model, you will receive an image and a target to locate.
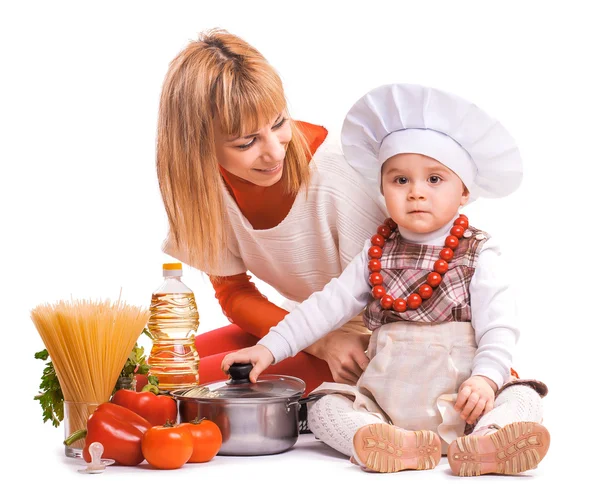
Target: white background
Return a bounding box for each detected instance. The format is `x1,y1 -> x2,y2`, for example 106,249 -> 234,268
1,0 -> 597,484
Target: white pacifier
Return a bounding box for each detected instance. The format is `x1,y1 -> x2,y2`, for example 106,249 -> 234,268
77,442 -> 115,474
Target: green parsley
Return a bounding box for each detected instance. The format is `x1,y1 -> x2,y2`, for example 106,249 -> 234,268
35,329 -> 158,426
34,349 -> 64,427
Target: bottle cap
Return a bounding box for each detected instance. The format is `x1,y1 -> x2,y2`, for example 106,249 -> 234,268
163,262 -> 183,277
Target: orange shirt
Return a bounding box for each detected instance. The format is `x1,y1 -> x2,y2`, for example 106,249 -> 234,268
210,121 -> 328,338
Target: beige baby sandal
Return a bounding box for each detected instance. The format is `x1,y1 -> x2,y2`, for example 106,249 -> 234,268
448,384 -> 550,476
448,421 -> 550,476
352,423 -> 442,473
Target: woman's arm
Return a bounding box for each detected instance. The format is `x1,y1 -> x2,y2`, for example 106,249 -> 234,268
210,273 -> 288,338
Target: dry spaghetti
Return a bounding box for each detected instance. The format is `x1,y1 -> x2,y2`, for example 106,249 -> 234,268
31,298 -> 150,451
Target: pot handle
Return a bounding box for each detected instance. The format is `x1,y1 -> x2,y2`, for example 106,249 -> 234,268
299,393 -> 327,406
287,393 -> 327,411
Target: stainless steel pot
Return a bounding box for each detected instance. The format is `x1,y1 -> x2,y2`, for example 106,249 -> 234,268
171,363 -> 323,456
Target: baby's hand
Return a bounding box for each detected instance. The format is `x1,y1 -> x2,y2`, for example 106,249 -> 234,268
221,345 -> 274,383
454,375 -> 497,425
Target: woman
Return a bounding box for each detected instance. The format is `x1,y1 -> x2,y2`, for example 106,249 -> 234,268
156,28 -> 387,394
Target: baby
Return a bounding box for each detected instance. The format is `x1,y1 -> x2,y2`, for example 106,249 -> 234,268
222,84 -> 550,476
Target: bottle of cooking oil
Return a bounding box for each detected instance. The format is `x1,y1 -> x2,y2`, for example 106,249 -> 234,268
147,263 -> 199,391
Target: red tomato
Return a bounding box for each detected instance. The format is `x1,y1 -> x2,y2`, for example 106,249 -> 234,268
135,374 -> 149,392
183,418 -> 223,463
142,423 -> 193,469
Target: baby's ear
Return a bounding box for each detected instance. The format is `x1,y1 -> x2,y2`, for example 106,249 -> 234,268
461,186 -> 470,205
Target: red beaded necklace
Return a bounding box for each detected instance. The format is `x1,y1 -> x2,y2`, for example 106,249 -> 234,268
368,214 -> 469,312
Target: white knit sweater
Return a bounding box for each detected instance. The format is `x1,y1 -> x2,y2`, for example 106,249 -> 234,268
164,135 -> 388,303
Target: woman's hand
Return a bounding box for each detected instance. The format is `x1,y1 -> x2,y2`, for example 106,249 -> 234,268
304,329 -> 370,385
221,345 -> 274,383
454,375 -> 497,425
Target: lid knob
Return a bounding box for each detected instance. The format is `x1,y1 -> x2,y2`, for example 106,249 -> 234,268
228,363 -> 253,384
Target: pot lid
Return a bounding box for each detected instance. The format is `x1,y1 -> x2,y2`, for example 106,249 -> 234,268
172,363 -> 305,401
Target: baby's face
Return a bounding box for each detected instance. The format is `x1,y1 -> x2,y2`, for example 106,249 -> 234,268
381,153 -> 469,234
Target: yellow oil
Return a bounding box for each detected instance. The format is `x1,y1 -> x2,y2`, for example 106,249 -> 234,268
147,292 -> 199,391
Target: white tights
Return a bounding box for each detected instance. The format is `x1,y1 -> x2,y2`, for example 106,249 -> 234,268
473,384 -> 543,433
307,385 -> 543,456
307,393 -> 386,457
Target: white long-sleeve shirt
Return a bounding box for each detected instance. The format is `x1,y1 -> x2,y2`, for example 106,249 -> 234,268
258,220 -> 520,389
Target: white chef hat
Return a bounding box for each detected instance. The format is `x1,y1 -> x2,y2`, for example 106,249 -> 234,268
341,83 -> 523,202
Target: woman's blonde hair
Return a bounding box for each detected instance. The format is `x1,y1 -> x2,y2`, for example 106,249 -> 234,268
156,29 -> 310,271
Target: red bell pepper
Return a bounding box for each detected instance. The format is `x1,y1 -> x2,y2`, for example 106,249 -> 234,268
64,402 -> 151,466
111,388 -> 177,426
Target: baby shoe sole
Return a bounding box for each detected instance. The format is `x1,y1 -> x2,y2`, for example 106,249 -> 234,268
352,423 -> 441,473
448,421 -> 550,476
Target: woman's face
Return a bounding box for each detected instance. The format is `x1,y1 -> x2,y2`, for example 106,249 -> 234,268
381,153 -> 469,233
213,113 -> 292,186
